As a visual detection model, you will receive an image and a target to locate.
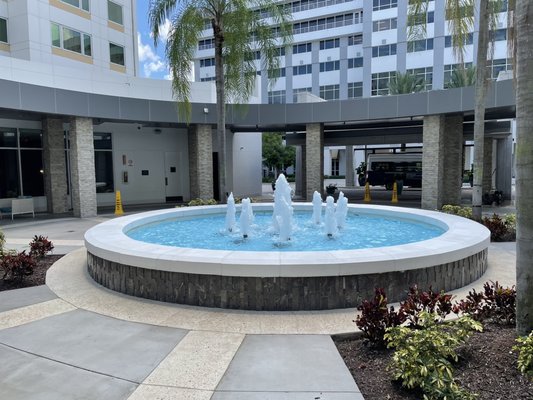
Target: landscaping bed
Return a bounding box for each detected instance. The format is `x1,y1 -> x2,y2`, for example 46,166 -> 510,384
0,254 -> 62,292
336,323 -> 533,399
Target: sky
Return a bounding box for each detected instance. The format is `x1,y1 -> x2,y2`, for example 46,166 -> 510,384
136,2 -> 171,80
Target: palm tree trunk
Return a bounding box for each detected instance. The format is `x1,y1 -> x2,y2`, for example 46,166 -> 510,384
471,0 -> 490,221
213,22 -> 227,203
515,0 -> 533,336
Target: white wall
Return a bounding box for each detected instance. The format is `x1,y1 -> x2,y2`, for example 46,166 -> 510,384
232,132 -> 262,197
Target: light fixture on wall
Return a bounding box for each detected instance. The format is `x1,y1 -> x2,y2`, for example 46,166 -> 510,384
203,107 -> 209,114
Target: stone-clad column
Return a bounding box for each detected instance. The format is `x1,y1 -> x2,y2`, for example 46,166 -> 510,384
345,145 -> 355,187
305,124 -> 323,201
482,137 -> 494,195
42,117 -> 68,214
69,117 -> 97,218
422,115 -> 463,209
188,124 -> 213,200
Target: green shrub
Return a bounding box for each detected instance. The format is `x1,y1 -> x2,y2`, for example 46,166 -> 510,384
187,198 -> 218,206
29,235 -> 54,258
385,312 -> 482,400
355,288 -> 406,347
514,332 -> 533,379
453,281 -> 516,325
0,251 -> 36,282
400,285 -> 454,328
441,205 -> 473,219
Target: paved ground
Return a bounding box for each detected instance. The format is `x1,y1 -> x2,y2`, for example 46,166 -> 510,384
0,197 -> 517,400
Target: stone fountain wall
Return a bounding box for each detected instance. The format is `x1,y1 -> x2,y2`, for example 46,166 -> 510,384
87,249 -> 487,311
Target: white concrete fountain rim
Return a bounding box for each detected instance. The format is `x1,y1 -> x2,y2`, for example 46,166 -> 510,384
84,203 -> 490,278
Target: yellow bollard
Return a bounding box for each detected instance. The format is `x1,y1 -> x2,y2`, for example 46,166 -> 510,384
391,182 -> 398,204
364,182 -> 371,202
114,190 -> 124,215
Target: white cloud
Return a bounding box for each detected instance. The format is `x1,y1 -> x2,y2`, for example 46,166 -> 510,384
149,18 -> 172,43
137,32 -> 167,78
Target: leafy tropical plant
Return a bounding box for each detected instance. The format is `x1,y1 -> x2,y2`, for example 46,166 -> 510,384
385,312 -> 482,400
29,235 -> 54,258
441,204 -> 473,219
400,285 -> 454,328
0,228 -> 5,255
187,198 -> 218,206
388,71 -> 426,95
482,213 -> 517,241
149,0 -> 292,201
0,251 -> 36,282
354,288 -> 406,347
514,332 -> 533,379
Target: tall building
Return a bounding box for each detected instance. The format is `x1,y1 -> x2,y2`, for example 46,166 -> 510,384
194,0 -> 512,104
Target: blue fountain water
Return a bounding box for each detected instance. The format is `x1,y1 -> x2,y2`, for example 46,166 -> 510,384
126,211 -> 445,252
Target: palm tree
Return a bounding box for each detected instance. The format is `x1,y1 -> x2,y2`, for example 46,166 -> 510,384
149,0 -> 292,201
446,66 -> 477,88
514,0 -> 533,335
408,0 -> 503,220
388,71 -> 426,94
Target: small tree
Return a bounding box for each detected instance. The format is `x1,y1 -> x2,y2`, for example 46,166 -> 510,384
388,71 -> 426,94
446,66 -> 477,88
262,132 -> 295,177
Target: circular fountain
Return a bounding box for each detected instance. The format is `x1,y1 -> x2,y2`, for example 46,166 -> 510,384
85,176 -> 490,311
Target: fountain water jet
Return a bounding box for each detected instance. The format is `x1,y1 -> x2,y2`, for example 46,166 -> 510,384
277,198 -> 293,241
272,174 -> 292,233
336,191 -> 348,229
239,198 -> 253,238
312,191 -> 322,224
225,193 -> 236,232
324,196 -> 337,237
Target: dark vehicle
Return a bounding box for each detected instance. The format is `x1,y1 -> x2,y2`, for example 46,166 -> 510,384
366,153 -> 422,190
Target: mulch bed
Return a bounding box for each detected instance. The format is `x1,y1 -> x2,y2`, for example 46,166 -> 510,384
0,255 -> 63,292
335,323 -> 533,400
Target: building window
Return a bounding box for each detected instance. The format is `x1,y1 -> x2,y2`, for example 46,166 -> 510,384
489,58 -> 512,79
293,12 -> 359,35
331,158 -> 339,176
293,42 -> 312,54
293,87 -> 312,103
348,82 -> 363,98
444,33 -> 474,48
198,38 -> 215,50
372,43 -> 397,57
443,63 -> 473,87
109,43 -> 124,65
371,71 -> 396,96
0,129 -> 44,199
348,57 -> 363,68
409,11 -> 434,25
51,23 -> 92,56
320,84 -> 339,100
274,47 -> 286,57
407,38 -> 434,52
291,0 -> 352,13
200,58 -> 215,68
94,133 -> 114,194
319,60 -> 340,72
407,67 -> 433,90
61,0 -> 90,12
200,76 -> 216,82
373,0 -> 397,11
348,34 -> 363,46
0,18 -> 7,43
268,90 -> 286,104
108,1 -> 123,25
373,18 -> 397,32
293,64 -> 312,76
268,68 -> 286,78
319,38 -> 339,50
491,28 -> 507,42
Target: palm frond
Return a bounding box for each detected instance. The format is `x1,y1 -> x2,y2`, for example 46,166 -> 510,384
388,71 -> 426,95
447,66 -> 477,88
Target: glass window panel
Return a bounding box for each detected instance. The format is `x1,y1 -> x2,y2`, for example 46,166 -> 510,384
109,43 -> 125,65
108,1 -> 123,24
95,151 -> 114,193
94,133 -> 112,149
62,0 -> 79,8
0,149 -> 20,198
51,23 -> 60,47
0,18 -> 7,43
83,34 -> 91,56
0,130 -> 17,147
81,0 -> 89,11
20,150 -> 44,196
63,27 -> 82,53
19,130 -> 42,148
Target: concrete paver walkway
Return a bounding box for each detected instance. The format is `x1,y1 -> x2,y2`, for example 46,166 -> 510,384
0,214 -> 517,400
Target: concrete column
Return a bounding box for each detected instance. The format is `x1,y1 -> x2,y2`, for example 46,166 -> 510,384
305,124 -> 323,201
42,117 -> 68,214
496,136 -> 513,201
69,117 -> 97,218
188,124 -> 214,200
422,115 -> 463,209
345,145 -> 355,187
482,137 -> 494,194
